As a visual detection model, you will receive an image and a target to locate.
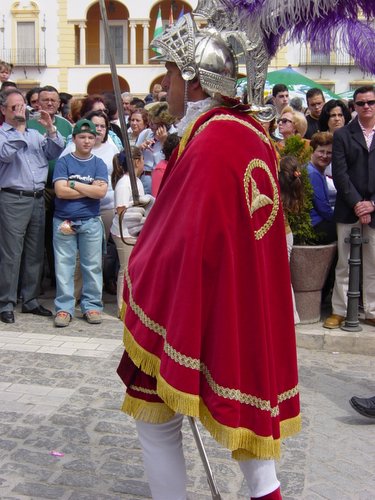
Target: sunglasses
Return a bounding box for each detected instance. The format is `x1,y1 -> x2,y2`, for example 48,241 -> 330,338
277,118 -> 293,125
354,100 -> 375,107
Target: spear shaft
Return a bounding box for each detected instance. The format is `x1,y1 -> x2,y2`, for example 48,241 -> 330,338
98,0 -> 139,204
188,417 -> 222,499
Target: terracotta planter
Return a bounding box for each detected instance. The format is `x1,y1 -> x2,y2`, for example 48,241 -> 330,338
290,243 -> 337,324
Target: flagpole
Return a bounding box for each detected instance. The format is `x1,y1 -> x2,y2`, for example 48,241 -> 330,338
98,0 -> 139,204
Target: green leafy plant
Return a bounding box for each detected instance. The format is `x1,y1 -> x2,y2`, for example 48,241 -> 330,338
279,136 -> 318,245
281,135 -> 312,165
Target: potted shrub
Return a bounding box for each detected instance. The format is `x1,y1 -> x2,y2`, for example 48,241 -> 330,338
280,136 -> 337,324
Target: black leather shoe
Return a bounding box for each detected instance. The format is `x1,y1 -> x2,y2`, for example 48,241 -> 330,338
349,396 -> 375,418
1,311 -> 15,323
22,305 -> 52,317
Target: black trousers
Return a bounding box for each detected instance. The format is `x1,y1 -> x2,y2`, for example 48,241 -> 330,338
0,191 -> 45,312
313,219 -> 337,245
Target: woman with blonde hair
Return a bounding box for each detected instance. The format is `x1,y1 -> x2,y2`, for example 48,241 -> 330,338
276,105 -> 308,147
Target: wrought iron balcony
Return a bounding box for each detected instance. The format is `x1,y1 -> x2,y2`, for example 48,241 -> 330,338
299,47 -> 354,68
1,48 -> 47,67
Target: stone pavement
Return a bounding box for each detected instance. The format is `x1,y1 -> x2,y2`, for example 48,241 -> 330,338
0,288 -> 374,499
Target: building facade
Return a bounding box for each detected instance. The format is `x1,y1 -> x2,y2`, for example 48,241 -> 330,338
1,0 -> 373,97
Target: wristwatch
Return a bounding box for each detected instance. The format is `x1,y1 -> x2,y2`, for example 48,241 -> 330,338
69,180 -> 75,190
47,125 -> 57,135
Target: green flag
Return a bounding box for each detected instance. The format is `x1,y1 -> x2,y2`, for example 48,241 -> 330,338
152,7 -> 163,54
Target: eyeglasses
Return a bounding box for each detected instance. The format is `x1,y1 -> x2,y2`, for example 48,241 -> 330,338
316,150 -> 332,157
354,100 -> 375,107
40,98 -> 58,104
277,118 -> 293,125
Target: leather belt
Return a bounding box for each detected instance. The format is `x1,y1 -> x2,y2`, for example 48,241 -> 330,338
143,171 -> 152,177
1,187 -> 45,198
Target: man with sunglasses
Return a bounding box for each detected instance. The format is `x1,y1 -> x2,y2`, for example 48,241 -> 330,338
324,85 -> 375,329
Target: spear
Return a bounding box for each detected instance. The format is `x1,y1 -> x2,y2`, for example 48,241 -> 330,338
98,0 -> 139,205
188,417 -> 222,499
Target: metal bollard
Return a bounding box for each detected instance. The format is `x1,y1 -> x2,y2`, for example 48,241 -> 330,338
341,227 -> 367,332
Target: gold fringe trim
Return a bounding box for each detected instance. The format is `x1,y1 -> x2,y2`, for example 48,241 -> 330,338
124,321 -> 299,421
122,293 -> 301,459
121,389 -> 301,460
119,302 -> 126,322
199,401 -> 280,461
122,394 -> 175,424
280,413 -> 302,439
157,374 -> 200,417
158,380 -> 302,458
125,257 -> 299,418
123,324 -> 160,377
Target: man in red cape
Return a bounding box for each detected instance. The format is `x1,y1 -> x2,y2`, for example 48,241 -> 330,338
117,14 -> 301,500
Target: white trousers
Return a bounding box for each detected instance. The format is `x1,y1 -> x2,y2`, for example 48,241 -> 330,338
136,414 -> 280,500
332,222 -> 375,318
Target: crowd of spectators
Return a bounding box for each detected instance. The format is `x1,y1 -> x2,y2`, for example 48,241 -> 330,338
0,71 -> 177,326
270,83 -> 375,329
0,59 -> 374,329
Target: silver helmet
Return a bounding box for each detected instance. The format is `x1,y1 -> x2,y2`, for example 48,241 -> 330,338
151,14 -> 238,99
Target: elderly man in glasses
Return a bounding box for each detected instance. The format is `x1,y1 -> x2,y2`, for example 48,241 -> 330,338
0,88 -> 64,324
324,85 -> 375,329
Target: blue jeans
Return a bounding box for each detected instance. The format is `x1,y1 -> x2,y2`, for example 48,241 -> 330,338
53,217 -> 104,316
141,171 -> 152,194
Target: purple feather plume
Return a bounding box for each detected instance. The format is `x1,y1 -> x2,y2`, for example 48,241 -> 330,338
225,0 -> 375,73
289,17 -> 375,74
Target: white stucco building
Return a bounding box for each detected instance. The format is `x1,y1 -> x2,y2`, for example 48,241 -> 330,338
1,0 -> 373,97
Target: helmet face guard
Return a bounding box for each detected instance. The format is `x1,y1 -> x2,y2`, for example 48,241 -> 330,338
151,14 -> 238,99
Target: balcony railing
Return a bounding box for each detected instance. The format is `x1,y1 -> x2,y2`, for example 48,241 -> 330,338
299,47 -> 354,67
1,48 -> 47,67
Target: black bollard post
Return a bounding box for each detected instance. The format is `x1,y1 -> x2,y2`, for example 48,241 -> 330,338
341,227 -> 364,332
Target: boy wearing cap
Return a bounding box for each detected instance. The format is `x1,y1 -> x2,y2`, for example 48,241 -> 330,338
52,119 -> 108,327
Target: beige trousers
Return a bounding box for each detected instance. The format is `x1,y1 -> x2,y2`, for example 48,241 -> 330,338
332,222 -> 375,318
112,234 -> 135,313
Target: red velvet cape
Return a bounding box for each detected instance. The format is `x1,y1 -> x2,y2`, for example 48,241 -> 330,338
117,107 -> 301,460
